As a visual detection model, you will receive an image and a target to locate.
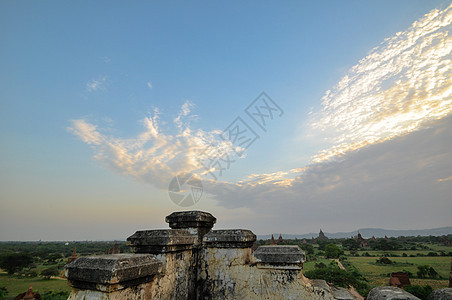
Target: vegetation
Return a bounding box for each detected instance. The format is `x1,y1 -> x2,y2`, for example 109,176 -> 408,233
416,265 -> 439,279
305,262 -> 370,296
404,285 -> 433,300
40,267 -> 60,279
0,252 -> 33,274
0,235 -> 450,298
0,241 -> 127,298
325,243 -> 344,258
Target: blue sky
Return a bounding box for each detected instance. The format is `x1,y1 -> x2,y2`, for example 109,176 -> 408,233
1,1 -> 451,240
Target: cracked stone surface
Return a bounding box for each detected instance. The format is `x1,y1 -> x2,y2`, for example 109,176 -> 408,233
367,286 -> 420,300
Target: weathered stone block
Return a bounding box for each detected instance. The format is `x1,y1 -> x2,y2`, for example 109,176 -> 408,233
367,286 -> 420,300
429,288 -> 452,300
203,229 -> 256,248
165,210 -> 216,229
331,287 -> 354,300
253,245 -> 306,266
127,229 -> 195,253
65,254 -> 161,292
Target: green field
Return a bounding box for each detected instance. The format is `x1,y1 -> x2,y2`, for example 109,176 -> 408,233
0,273 -> 70,298
347,256 -> 451,289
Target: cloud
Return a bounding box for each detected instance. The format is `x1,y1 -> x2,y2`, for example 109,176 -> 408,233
309,4 -> 452,162
147,81 -> 153,89
69,5 -> 452,231
68,102 -> 234,189
203,116 -> 452,230
438,176 -> 452,182
86,76 -> 107,92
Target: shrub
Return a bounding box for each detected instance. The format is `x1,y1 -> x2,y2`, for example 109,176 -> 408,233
376,257 -> 393,264
305,266 -> 369,296
404,285 -> 433,300
314,262 -> 326,269
40,267 -> 59,279
416,265 -> 439,279
0,287 -> 7,300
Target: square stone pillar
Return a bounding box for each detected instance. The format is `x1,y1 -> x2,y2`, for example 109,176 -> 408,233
65,254 -> 161,299
165,210 -> 216,245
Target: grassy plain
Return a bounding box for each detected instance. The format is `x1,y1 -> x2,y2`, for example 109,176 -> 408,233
347,256 -> 451,290
0,273 -> 70,298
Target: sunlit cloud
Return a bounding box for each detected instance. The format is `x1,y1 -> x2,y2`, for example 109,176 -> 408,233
309,4 -> 452,162
147,81 -> 153,89
438,176 -> 452,182
68,102 -> 234,189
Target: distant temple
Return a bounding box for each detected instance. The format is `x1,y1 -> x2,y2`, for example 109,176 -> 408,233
278,234 -> 284,244
356,231 -> 367,247
317,229 -> 329,240
14,286 -> 40,300
389,272 -> 411,288
270,234 -> 277,245
67,248 -> 78,264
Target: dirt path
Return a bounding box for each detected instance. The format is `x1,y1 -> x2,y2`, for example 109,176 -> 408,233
332,259 -> 364,300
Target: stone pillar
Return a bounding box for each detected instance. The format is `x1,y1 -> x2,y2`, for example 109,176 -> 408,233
165,210 -> 216,244
199,229 -> 257,299
65,254 -> 161,300
126,210 -> 216,299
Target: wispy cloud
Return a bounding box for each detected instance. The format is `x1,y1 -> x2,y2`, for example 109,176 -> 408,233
309,4 -> 452,162
68,102 -> 233,189
86,76 -> 107,92
438,176 -> 452,182
147,81 -> 153,89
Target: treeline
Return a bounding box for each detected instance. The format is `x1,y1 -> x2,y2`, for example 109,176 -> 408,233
0,241 -> 129,259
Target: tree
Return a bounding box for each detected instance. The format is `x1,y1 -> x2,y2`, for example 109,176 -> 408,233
40,267 -> 59,279
342,239 -> 359,251
300,244 -> 314,255
0,252 -> 33,274
325,243 -> 344,259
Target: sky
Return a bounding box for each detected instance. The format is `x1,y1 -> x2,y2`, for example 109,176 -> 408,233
1,1 -> 451,240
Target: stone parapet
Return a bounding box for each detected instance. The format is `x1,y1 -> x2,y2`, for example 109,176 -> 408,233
253,245 -> 306,269
127,229 -> 195,254
65,254 -> 161,292
203,229 -> 256,248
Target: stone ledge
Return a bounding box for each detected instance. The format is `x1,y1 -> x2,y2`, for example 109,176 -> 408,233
127,229 -> 196,253
253,245 -> 306,264
166,210 -> 216,229
65,254 -> 161,292
367,286 -> 420,300
203,229 -> 256,248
